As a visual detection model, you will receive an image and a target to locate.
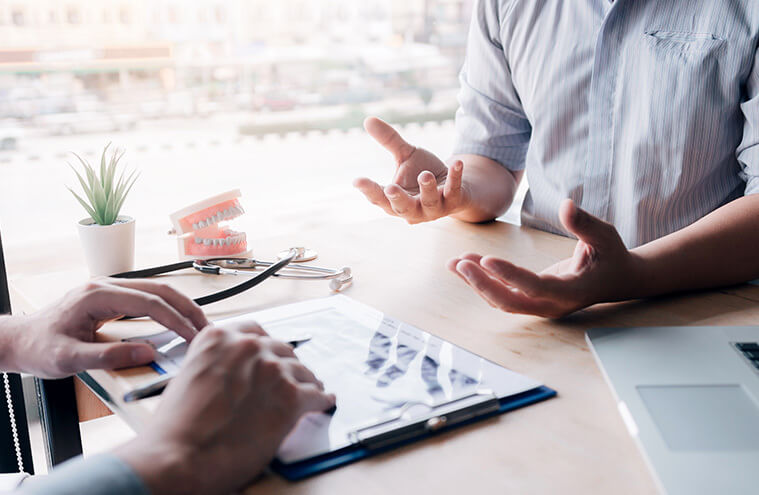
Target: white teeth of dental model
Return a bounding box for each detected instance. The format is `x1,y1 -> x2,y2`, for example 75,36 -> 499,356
191,235 -> 250,247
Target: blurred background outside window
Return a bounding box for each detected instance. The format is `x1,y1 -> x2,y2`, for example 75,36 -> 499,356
0,0 -> 472,136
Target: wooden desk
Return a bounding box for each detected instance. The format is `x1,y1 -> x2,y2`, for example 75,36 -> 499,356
11,216 -> 759,494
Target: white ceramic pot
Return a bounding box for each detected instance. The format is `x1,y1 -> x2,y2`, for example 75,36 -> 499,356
77,215 -> 135,277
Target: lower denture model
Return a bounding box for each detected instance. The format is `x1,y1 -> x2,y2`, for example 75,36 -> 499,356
169,189 -> 250,259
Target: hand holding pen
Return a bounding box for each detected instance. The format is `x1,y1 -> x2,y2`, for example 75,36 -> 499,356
124,335 -> 313,402
114,321 -> 335,495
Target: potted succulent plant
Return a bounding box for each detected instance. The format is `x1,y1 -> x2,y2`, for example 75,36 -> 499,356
68,144 -> 139,277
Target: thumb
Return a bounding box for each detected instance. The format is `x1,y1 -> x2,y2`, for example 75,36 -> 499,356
559,199 -> 620,248
364,116 -> 415,164
71,342 -> 156,371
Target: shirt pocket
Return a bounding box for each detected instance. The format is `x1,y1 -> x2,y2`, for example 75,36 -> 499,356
617,30 -> 731,196
643,30 -> 726,54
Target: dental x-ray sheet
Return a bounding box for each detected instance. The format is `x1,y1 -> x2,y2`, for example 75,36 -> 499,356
126,295 -> 544,465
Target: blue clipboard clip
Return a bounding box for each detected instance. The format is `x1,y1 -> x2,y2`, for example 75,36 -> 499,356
348,390 -> 500,451
271,385 -> 556,480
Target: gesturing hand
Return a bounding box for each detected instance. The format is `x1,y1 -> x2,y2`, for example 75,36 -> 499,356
116,322 -> 336,495
354,116 -> 470,224
14,277 -> 208,378
448,200 -> 639,318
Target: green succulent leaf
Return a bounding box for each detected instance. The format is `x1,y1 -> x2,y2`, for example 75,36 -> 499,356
114,171 -> 139,215
67,187 -> 102,224
66,144 -> 138,225
67,163 -> 96,207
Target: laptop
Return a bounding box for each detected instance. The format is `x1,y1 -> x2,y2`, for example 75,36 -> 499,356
586,326 -> 759,495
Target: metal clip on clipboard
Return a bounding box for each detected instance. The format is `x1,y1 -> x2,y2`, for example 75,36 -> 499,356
348,390 -> 500,451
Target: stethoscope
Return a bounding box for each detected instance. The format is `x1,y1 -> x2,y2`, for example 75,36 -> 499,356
112,247 -> 352,307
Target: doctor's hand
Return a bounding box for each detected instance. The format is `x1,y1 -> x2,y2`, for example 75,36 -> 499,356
448,200 -> 639,318
354,116 -> 470,224
9,277 -> 207,378
115,322 -> 336,495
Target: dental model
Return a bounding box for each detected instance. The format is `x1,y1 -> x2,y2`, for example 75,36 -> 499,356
169,189 -> 249,259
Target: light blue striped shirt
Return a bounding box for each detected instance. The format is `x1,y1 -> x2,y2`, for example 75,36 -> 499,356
454,0 -> 759,248
15,455 -> 149,495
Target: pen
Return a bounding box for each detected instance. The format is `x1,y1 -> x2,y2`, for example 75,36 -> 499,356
123,336 -> 312,402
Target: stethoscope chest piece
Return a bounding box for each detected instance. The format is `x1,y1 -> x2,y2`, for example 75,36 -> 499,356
278,247 -> 318,263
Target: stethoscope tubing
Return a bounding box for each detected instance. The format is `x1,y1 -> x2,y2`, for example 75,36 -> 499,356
193,251 -> 295,306
112,250 -> 297,309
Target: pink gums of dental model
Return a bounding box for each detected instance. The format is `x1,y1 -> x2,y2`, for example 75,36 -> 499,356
169,189 -> 249,259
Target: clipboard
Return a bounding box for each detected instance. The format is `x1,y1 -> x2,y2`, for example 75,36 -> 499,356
123,295 -> 556,480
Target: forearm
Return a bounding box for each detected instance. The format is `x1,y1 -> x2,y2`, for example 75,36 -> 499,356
448,154 -> 523,223
628,194 -> 759,298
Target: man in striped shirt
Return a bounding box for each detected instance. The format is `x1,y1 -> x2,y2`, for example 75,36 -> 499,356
355,0 -> 759,317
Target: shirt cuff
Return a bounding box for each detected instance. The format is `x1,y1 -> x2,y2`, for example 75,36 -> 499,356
452,142 -> 528,171
744,175 -> 759,196
15,454 -> 150,495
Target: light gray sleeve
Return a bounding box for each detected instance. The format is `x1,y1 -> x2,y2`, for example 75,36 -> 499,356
737,45 -> 759,196
453,0 -> 531,170
15,454 -> 150,495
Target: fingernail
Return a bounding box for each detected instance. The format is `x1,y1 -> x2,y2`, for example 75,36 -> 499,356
132,347 -> 154,363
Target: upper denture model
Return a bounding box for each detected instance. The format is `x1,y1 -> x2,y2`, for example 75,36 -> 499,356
169,189 -> 250,259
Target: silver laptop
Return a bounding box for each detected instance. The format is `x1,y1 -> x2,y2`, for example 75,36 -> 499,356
586,326 -> 759,495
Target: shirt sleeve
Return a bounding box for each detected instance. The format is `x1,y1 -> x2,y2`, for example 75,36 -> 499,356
15,454 -> 150,495
453,0 -> 531,170
737,44 -> 759,195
